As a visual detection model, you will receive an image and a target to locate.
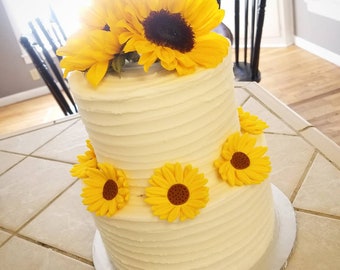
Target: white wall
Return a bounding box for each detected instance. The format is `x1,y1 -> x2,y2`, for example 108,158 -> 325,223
221,0 -> 295,47
293,0 -> 340,66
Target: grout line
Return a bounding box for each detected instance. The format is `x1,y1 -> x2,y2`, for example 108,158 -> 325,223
294,207 -> 340,221
0,153 -> 29,177
0,179 -> 79,249
264,131 -> 299,137
0,177 -> 93,266
238,91 -> 251,107
241,87 -> 301,135
0,149 -> 28,157
298,125 -> 315,133
27,119 -> 80,157
28,154 -> 75,165
242,84 -> 340,168
290,150 -> 318,203
297,127 -> 340,171
15,234 -> 94,266
0,115 -> 80,141
0,226 -> 16,236
16,179 -> 80,232
0,118 -> 79,169
0,149 -> 75,167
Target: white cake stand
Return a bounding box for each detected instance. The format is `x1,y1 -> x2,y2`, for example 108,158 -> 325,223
92,184 -> 296,270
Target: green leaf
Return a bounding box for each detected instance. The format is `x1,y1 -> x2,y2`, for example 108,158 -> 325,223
111,54 -> 126,74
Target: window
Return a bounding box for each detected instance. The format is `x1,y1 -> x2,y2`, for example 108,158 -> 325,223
3,0 -> 91,39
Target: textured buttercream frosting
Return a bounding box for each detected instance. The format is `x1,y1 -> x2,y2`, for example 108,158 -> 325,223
69,53 -> 275,269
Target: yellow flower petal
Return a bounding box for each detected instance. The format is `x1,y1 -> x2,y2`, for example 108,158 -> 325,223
118,0 -> 228,75
145,162 -> 209,222
167,206 -> 180,222
215,132 -> 271,186
144,196 -> 169,205
78,161 -> 129,217
86,61 -> 109,87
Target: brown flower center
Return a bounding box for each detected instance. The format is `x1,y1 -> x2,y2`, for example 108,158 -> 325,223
103,179 -> 118,200
230,152 -> 250,170
142,9 -> 195,53
167,184 -> 190,205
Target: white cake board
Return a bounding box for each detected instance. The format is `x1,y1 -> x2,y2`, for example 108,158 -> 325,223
92,184 -> 296,270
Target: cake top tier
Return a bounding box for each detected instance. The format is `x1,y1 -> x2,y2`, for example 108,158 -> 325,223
57,0 -> 230,87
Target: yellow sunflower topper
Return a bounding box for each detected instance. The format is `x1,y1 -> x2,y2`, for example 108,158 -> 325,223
70,139 -> 97,178
57,0 -> 125,86
238,107 -> 269,135
57,0 -> 229,86
119,0 -> 229,75
214,132 -> 271,186
145,163 -> 209,222
81,163 -> 130,217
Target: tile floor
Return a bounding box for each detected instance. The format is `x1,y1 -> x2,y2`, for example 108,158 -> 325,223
0,82 -> 339,269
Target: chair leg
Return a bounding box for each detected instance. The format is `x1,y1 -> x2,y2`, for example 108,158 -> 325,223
29,20 -> 77,113
235,0 -> 240,64
20,36 -> 73,115
251,0 -> 266,82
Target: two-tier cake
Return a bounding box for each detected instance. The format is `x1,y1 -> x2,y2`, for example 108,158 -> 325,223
57,0 -> 289,269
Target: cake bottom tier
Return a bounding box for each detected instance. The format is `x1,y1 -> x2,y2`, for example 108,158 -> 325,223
94,181 -> 276,270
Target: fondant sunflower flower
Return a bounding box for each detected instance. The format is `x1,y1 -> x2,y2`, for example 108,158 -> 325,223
118,0 -> 229,75
214,132 -> 271,186
71,139 -> 97,178
145,163 -> 209,222
57,28 -> 122,86
238,107 -> 269,135
81,163 -> 130,217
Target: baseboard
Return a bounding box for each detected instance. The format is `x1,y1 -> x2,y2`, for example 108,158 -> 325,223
294,36 -> 340,67
0,86 -> 50,107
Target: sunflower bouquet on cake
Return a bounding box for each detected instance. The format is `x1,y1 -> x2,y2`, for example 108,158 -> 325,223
57,0 -> 229,86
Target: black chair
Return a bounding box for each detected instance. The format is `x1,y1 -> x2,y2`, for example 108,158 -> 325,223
49,6 -> 68,50
233,0 -> 267,82
19,36 -> 75,116
28,19 -> 77,113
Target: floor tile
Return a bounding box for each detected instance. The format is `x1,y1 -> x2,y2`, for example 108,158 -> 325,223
243,98 -> 297,135
0,120 -> 77,155
286,212 -> 340,270
21,181 -> 96,261
293,154 -> 340,217
0,151 -> 25,175
266,134 -> 315,199
0,236 -> 94,270
0,157 -> 74,230
0,229 -> 11,246
234,87 -> 250,105
33,120 -> 88,163
301,127 -> 340,167
244,83 -> 311,131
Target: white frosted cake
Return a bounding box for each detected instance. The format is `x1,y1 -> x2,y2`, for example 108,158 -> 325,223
58,0 -> 276,269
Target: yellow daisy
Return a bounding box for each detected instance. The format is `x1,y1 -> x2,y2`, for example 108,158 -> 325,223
57,28 -> 121,87
71,140 -> 97,178
145,163 -> 209,222
118,0 -> 229,74
81,163 -> 130,217
238,107 -> 269,135
214,132 -> 271,186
